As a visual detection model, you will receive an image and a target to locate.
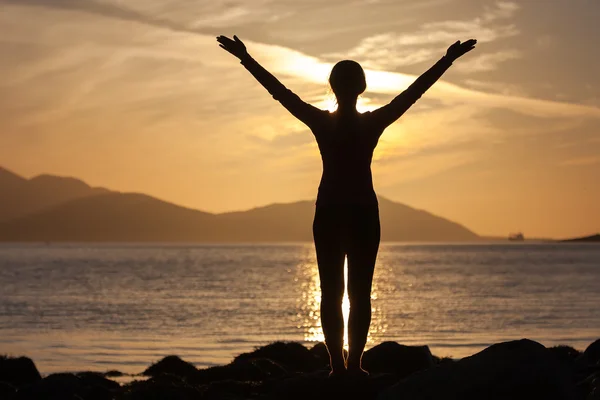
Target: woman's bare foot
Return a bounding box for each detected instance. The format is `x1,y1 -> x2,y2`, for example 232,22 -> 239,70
346,365 -> 369,377
328,367 -> 348,378
328,351 -> 346,378
328,357 -> 347,378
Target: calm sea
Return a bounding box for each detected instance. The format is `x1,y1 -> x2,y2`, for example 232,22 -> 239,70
1,243 -> 599,375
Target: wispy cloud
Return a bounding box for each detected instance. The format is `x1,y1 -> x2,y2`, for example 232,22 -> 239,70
462,79 -> 526,96
482,1 -> 520,21
247,40 -> 600,119
0,0 -> 199,35
0,0 -> 281,35
454,50 -> 521,73
324,34 -> 437,69
2,2 -> 599,150
322,1 -> 520,69
560,156 -> 600,167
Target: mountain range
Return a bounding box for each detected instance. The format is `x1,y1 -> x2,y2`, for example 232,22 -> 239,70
0,167 -> 479,242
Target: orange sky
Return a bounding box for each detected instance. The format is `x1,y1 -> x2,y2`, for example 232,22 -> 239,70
0,0 -> 599,238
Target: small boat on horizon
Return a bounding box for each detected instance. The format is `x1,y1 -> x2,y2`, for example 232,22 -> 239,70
509,232 -> 525,241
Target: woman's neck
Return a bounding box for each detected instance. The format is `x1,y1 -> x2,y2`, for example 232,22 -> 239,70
336,99 -> 358,115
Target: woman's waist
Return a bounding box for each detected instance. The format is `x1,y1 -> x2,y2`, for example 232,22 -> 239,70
315,186 -> 378,206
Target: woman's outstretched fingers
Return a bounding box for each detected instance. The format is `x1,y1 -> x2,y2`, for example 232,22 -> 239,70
446,38 -> 477,61
216,35 -> 247,59
463,39 -> 477,51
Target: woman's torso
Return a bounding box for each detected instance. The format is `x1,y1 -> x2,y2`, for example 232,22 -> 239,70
312,110 -> 383,207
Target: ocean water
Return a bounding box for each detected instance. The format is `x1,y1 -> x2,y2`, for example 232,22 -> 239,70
0,243 -> 599,375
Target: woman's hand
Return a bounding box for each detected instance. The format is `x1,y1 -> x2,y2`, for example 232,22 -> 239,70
216,35 -> 249,60
445,39 -> 477,61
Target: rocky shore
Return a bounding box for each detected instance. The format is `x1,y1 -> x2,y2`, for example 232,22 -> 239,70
1,338 -> 599,399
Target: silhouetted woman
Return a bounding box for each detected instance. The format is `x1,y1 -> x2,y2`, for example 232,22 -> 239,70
217,34 -> 476,376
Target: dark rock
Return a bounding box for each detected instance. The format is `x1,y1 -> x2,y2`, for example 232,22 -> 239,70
575,339 -> 600,376
438,356 -> 457,366
0,355 -> 42,388
17,372 -> 121,400
308,342 -> 349,370
203,379 -> 264,400
144,354 -> 289,385
266,370 -> 379,400
76,371 -> 121,391
309,342 -> 331,368
0,381 -> 17,399
378,339 -> 577,400
549,345 -> 582,367
121,376 -> 202,400
234,341 -> 321,372
104,370 -> 124,378
430,354 -> 456,365
362,342 -> 434,378
591,373 -> 600,400
193,357 -> 288,385
369,372 -> 404,393
15,372 -> 115,400
584,339 -> 600,366
143,355 -> 199,381
243,357 -> 289,379
576,371 -> 600,400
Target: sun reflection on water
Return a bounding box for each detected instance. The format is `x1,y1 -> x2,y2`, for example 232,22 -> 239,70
298,256 -> 387,349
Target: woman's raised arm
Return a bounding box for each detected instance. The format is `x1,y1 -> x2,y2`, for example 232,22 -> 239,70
370,39 -> 477,130
217,35 -> 324,130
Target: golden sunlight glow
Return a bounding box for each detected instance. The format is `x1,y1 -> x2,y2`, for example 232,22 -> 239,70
3,0 -> 599,240
300,256 -> 385,349
298,258 -> 323,343
259,43 -> 600,120
323,95 -> 337,113
319,95 -> 380,113
357,97 -> 376,113
342,256 -> 350,349
365,70 -> 414,94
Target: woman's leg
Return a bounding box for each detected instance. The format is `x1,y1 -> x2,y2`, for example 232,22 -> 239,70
346,205 -> 380,374
313,206 -> 346,374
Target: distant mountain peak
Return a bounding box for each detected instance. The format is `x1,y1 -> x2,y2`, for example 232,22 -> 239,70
29,174 -> 94,190
0,166 -> 27,183
0,168 -> 109,223
0,168 -> 480,242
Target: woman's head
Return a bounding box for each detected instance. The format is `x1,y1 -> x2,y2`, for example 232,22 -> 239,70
329,60 -> 366,101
